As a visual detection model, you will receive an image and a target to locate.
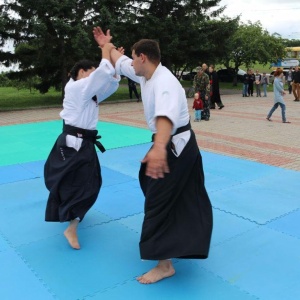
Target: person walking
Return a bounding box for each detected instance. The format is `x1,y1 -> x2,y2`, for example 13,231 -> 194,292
93,26 -> 213,285
266,68 -> 290,123
208,64 -> 224,109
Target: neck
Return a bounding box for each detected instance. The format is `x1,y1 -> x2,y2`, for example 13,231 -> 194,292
144,63 -> 159,80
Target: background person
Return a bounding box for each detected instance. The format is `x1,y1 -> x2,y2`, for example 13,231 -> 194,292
193,67 -> 210,120
261,72 -> 268,97
192,92 -> 204,121
286,67 -> 293,95
128,77 -> 141,102
242,70 -> 250,97
208,64 -> 224,109
266,68 -> 290,123
292,66 -> 300,101
248,69 -> 255,96
254,70 -> 261,97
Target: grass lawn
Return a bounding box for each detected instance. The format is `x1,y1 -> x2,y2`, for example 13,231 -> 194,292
0,78 -> 284,111
0,83 -> 140,111
215,63 -> 273,74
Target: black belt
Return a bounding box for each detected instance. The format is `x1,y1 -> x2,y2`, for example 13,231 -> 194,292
63,122 -> 106,153
151,121 -> 191,142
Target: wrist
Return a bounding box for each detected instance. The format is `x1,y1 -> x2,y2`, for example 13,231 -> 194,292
153,141 -> 167,150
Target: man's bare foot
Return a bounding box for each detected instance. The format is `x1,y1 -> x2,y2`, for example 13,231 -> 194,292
64,219 -> 80,250
137,260 -> 175,284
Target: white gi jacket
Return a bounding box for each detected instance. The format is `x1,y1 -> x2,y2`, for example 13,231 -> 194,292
60,58 -> 120,150
115,55 -> 190,156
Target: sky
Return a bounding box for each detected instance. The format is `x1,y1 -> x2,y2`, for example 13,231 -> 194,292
218,0 -> 300,40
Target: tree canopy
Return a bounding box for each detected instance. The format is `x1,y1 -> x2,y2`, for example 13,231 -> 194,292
0,0 -> 288,93
221,21 -> 286,72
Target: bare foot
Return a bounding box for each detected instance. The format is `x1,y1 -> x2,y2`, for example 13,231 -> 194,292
64,220 -> 80,250
137,260 -> 175,284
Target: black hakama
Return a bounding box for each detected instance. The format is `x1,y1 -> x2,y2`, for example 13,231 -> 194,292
44,127 -> 102,222
139,130 -> 213,260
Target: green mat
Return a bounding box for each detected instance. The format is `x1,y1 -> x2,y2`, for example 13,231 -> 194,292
0,120 -> 151,166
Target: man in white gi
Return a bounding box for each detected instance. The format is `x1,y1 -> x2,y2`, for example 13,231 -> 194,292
93,27 -> 213,284
44,42 -> 120,250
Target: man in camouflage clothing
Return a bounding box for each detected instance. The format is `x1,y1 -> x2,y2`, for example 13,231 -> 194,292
193,67 -> 210,121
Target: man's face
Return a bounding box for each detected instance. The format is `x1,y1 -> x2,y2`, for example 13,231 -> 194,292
131,50 -> 143,76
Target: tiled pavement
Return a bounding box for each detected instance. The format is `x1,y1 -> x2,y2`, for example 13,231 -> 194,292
1,91 -> 299,171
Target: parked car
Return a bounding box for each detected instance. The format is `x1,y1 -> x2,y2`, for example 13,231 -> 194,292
217,68 -> 246,83
182,71 -> 197,81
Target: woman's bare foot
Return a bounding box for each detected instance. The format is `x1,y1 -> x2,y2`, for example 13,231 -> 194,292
64,219 -> 80,250
137,260 -> 175,284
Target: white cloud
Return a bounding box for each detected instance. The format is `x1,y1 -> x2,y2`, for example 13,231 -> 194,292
219,0 -> 300,39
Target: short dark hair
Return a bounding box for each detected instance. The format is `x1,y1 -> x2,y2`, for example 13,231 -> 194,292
131,39 -> 161,64
69,60 -> 98,80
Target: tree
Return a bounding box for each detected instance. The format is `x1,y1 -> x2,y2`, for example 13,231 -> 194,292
111,0 -> 227,77
220,21 -> 286,85
283,39 -> 300,47
0,0 -> 231,93
0,0 -> 128,96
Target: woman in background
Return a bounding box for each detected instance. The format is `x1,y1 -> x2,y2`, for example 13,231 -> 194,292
266,68 -> 290,123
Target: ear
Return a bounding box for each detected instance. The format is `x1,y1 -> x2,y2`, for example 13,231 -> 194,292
77,69 -> 85,80
140,53 -> 146,63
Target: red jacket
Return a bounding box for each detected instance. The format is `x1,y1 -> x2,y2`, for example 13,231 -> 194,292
193,99 -> 204,110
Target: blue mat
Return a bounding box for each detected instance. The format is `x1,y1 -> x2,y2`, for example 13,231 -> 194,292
198,226 -> 300,300
0,133 -> 300,299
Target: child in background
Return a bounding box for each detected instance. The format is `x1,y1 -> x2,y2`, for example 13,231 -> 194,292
192,92 -> 203,122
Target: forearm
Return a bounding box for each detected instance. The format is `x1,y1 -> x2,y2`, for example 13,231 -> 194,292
110,48 -> 123,67
153,117 -> 173,149
101,45 -> 111,61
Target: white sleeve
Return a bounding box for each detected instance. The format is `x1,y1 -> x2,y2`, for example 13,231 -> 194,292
115,55 -> 142,84
153,79 -> 183,133
81,58 -> 120,103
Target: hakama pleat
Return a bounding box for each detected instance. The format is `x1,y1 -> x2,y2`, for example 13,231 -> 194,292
44,133 -> 101,222
139,130 -> 213,260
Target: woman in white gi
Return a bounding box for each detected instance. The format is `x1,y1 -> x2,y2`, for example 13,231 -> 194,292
93,27 -> 213,284
44,42 -> 120,250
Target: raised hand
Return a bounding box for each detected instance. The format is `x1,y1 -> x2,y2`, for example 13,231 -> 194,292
93,26 -> 112,48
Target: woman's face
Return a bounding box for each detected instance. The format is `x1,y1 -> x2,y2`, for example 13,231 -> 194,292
209,67 -> 213,73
